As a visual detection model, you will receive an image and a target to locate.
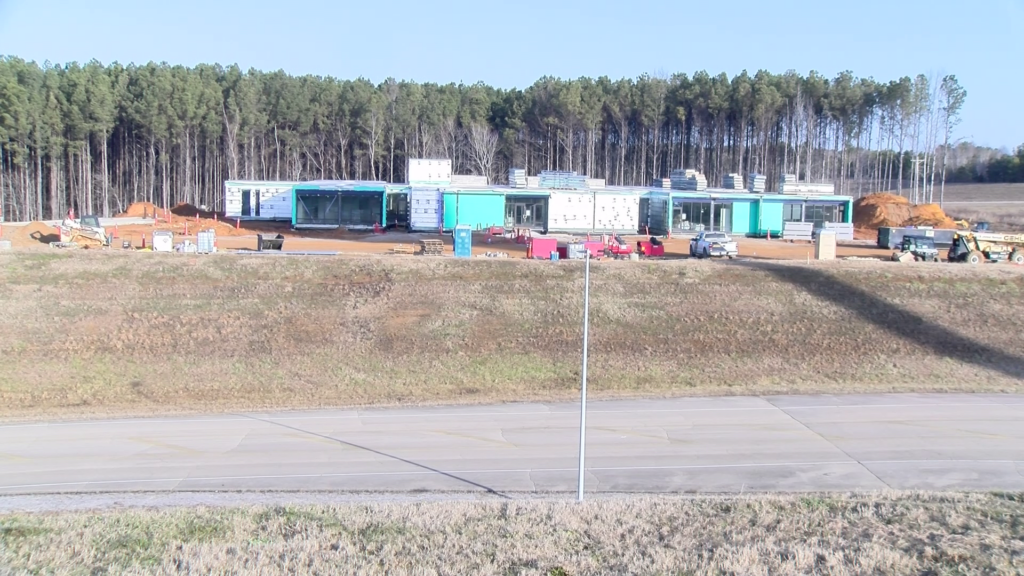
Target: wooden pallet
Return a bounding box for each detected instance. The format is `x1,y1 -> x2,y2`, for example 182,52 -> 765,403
390,244 -> 416,255
418,239 -> 445,256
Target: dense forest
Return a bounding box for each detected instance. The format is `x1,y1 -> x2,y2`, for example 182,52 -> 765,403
0,57 -> 978,221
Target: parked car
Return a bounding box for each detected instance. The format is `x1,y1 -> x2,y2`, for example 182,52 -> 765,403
689,231 -> 738,259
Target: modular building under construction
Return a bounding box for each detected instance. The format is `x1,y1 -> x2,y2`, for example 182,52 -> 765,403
228,171 -> 853,236
645,190 -> 852,237
291,180 -> 393,229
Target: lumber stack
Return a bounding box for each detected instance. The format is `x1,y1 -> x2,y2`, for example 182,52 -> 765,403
418,239 -> 445,256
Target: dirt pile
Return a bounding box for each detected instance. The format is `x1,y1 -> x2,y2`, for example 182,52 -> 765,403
904,204 -> 957,228
9,222 -> 59,247
118,202 -> 160,218
853,194 -> 912,229
170,202 -> 218,219
853,194 -> 956,229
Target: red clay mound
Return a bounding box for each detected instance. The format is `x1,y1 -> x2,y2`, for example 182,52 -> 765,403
904,204 -> 957,229
853,194 -> 913,229
118,202 -> 160,218
10,222 -> 59,247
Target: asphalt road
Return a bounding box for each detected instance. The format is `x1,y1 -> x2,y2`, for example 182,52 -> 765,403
1,394 -> 1023,496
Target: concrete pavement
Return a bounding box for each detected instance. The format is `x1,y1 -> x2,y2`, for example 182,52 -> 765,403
1,394 -> 1023,496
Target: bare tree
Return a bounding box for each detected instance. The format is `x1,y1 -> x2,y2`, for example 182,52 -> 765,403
466,123 -> 499,183
938,75 -> 967,206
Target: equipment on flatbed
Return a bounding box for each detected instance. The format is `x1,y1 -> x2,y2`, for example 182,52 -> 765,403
55,215 -> 108,248
892,235 -> 939,262
948,230 -> 1024,264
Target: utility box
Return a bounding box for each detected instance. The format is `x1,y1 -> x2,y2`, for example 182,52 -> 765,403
152,230 -> 174,252
815,230 -> 837,260
453,225 -> 472,258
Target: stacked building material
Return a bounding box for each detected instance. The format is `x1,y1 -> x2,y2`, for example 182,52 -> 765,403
586,178 -> 606,189
747,173 -> 767,193
777,173 -> 835,195
449,174 -> 488,187
722,173 -> 745,190
652,178 -> 672,189
509,168 -> 527,188
670,169 -> 708,191
539,170 -> 589,189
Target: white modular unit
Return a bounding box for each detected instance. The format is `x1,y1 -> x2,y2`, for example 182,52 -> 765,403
546,190 -> 594,232
407,159 -> 452,186
593,193 -> 641,232
408,187 -> 443,232
224,181 -> 297,220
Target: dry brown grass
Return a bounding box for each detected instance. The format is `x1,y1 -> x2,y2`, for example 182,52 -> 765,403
0,492 -> 1021,575
2,251 -> 1024,420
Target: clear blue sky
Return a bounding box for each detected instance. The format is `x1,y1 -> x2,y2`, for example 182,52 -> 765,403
1,0 -> 1021,149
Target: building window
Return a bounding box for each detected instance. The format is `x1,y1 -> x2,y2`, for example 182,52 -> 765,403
783,204 -> 803,222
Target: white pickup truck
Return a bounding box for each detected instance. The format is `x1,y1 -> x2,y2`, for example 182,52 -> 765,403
689,231 -> 738,259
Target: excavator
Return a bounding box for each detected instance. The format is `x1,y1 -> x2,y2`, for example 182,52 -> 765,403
56,215 -> 109,248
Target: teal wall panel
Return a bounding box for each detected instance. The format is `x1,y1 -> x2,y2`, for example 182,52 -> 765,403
759,201 -> 784,236
730,201 -> 752,235
443,193 -> 505,230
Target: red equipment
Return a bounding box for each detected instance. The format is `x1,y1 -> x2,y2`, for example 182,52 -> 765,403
604,234 -> 634,258
637,237 -> 665,258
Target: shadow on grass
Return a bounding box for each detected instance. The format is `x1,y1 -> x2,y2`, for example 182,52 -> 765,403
724,259 -> 1024,380
243,415 -> 512,499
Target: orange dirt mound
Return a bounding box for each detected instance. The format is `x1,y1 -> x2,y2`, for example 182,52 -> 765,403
118,202 -> 160,218
853,194 -> 913,229
10,221 -> 59,247
854,194 -> 957,230
904,204 -> 957,229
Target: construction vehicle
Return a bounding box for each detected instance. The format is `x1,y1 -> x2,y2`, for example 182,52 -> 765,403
947,230 -> 1024,264
891,235 -> 939,262
55,215 -> 109,248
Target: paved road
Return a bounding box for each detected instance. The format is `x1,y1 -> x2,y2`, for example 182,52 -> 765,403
1,394 -> 1023,496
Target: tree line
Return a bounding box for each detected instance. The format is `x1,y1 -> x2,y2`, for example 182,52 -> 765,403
0,57 -> 970,221
943,143 -> 1024,184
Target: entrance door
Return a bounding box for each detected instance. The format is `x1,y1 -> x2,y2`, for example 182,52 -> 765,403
716,204 -> 731,233
253,191 -> 261,218
241,189 -> 252,217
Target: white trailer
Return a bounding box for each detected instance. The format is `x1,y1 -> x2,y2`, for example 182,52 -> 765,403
224,180 -> 297,220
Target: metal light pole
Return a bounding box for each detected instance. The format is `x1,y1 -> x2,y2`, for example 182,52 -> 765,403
577,250 -> 591,502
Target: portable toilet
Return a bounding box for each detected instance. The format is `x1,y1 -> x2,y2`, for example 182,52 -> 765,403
454,225 -> 472,258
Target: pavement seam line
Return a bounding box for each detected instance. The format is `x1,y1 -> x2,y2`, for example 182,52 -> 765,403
762,396 -> 893,489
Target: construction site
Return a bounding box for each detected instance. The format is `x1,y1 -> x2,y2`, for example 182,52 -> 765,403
4,163 -> 1018,266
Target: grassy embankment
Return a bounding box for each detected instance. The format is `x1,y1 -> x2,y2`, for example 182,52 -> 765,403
2,251 -> 1023,419
1,493 -> 1022,574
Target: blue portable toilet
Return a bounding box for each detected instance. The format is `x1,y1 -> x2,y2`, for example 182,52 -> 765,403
454,225 -> 472,258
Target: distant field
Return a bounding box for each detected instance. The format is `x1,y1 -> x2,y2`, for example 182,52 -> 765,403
1,492 -> 1021,574
1,252 -> 1023,420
